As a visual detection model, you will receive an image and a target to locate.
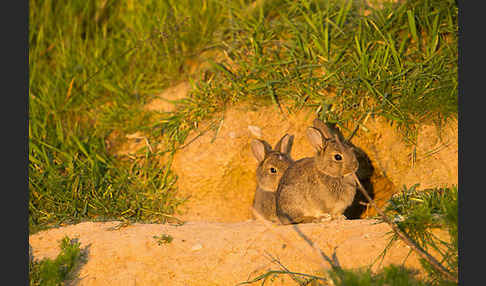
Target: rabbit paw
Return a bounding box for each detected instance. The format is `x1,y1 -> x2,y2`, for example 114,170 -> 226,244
316,214 -> 332,222
332,214 -> 347,221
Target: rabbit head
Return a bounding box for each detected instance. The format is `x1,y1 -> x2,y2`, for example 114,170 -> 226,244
251,134 -> 294,192
306,119 -> 358,178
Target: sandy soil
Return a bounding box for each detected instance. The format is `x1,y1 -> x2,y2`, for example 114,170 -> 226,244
29,81 -> 457,285
169,103 -> 457,222
30,219 -> 434,286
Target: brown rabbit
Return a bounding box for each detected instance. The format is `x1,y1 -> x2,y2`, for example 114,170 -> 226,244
251,134 -> 294,222
276,119 -> 359,224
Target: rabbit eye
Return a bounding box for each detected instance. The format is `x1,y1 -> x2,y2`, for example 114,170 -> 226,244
334,154 -> 343,161
270,167 -> 277,174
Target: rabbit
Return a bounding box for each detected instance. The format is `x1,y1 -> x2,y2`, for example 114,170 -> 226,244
251,133 -> 295,222
276,119 -> 359,224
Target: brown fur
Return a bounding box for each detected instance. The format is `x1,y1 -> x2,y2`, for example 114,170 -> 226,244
166,99 -> 456,222
251,134 -> 294,222
276,119 -> 359,224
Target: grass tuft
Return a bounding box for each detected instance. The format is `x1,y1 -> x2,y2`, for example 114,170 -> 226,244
327,265 -> 427,286
240,185 -> 458,286
380,185 -> 458,285
29,0 -> 457,235
30,2 -> 458,284
29,236 -> 84,286
29,0 -> 224,232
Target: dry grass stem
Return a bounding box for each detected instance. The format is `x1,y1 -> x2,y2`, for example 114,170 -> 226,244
351,173 -> 458,284
251,207 -> 340,271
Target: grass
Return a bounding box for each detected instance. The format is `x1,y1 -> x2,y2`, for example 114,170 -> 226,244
29,2 -> 458,284
327,265 -> 427,286
241,265 -> 428,286
153,233 -> 174,245
29,0 -> 227,232
29,0 -> 457,274
239,185 -> 458,286
379,185 -> 458,285
29,236 -> 84,286
191,0 -> 457,121
29,0 -> 457,232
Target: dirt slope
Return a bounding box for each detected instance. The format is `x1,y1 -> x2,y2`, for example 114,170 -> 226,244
30,219 -> 433,286
170,102 -> 457,222
29,82 -> 457,285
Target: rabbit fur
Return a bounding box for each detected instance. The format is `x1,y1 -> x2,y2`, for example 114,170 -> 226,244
251,134 -> 294,222
276,119 -> 359,224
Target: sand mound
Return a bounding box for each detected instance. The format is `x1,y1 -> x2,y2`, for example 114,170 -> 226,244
30,82 -> 457,285
30,219 -> 440,286
167,85 -> 457,221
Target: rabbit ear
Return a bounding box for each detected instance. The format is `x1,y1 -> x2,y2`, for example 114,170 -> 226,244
251,139 -> 272,162
313,118 -> 334,140
334,134 -> 342,144
306,127 -> 325,150
274,134 -> 294,155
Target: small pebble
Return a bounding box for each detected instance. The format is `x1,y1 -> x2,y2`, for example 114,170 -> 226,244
191,243 -> 203,251
248,125 -> 262,138
319,214 -> 332,222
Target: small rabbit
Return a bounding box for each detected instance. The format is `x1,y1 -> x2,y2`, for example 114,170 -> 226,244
276,119 -> 359,224
251,134 -> 294,222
